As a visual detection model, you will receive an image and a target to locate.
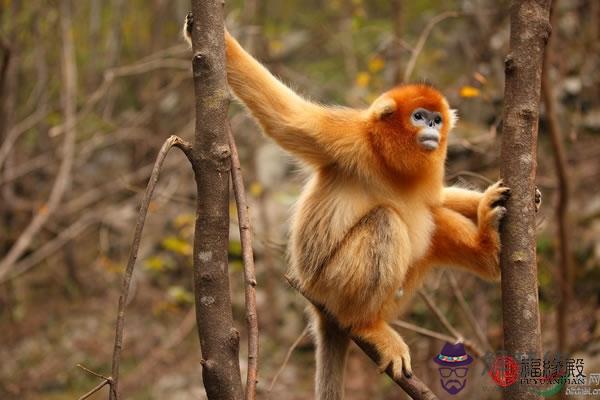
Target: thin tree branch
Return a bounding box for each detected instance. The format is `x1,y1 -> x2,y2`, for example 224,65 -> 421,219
391,320 -> 483,358
286,277 -> 439,400
403,11 -> 461,82
77,364 -> 113,400
447,273 -> 493,352
108,135 -> 192,400
268,324 -> 310,392
79,380 -> 110,400
227,124 -> 259,400
418,289 -> 463,341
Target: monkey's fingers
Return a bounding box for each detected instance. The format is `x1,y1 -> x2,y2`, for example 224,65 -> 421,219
535,187 -> 542,213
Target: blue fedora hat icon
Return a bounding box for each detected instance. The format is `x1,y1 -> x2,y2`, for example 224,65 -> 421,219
433,342 -> 473,367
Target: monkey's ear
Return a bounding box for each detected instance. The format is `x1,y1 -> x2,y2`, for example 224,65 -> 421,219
370,96 -> 397,120
448,109 -> 459,130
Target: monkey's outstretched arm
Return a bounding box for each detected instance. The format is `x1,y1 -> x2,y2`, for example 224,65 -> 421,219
184,15 -> 367,167
224,32 -> 369,167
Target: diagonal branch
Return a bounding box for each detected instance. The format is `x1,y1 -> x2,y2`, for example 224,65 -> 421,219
447,273 -> 493,352
418,289 -> 463,340
286,277 -> 439,400
391,320 -> 483,358
227,124 -> 259,400
403,11 -> 461,82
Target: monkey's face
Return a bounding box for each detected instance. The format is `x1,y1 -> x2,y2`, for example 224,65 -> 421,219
409,107 -> 444,151
368,84 -> 455,180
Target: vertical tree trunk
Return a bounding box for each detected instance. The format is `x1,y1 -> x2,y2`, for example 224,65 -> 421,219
188,1 -> 243,400
499,1 -> 551,400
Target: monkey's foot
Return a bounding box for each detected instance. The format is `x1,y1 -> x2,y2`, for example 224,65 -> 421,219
354,323 -> 412,379
479,180 -> 511,229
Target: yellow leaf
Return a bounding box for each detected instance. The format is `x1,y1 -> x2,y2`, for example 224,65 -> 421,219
174,213 -> 194,229
162,236 -> 192,256
144,255 -> 167,272
368,57 -> 385,73
269,39 -> 283,55
459,86 -> 480,98
249,182 -> 263,197
355,72 -> 370,88
167,286 -> 194,305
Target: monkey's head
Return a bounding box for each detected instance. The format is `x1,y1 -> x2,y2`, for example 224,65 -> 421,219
367,84 -> 456,182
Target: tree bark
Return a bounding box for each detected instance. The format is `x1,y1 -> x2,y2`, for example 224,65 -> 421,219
499,1 -> 551,399
188,1 -> 244,400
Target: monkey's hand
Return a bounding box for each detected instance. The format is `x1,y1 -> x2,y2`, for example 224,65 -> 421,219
478,180 -> 510,231
182,12 -> 193,46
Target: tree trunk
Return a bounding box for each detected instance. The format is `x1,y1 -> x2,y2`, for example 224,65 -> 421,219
188,1 -> 243,400
499,1 -> 551,399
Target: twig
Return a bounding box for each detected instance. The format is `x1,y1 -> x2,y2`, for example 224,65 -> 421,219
0,2 -> 77,281
227,124 -> 259,400
78,364 -> 111,381
79,380 -> 110,400
391,320 -> 483,358
77,364 -> 112,400
418,289 -> 462,341
403,11 -> 461,82
108,135 -> 192,400
268,324 -> 310,392
447,273 -> 493,352
286,277 -> 439,400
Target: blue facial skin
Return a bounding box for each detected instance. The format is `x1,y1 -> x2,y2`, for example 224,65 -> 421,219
411,108 -> 443,151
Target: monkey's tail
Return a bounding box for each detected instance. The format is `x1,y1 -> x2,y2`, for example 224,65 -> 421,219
312,307 -> 351,400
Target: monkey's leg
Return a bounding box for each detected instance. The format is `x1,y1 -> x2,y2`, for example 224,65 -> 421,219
307,207 -> 413,386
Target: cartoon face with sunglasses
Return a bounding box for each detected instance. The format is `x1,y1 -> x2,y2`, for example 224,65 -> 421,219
433,342 -> 473,395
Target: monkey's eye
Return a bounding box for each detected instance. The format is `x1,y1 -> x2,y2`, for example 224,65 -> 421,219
434,116 -> 442,124
413,112 -> 423,120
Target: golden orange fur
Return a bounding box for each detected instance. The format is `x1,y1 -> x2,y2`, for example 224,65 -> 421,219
184,21 -> 509,400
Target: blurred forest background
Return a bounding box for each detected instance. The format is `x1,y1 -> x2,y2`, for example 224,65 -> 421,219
1,0 -> 599,399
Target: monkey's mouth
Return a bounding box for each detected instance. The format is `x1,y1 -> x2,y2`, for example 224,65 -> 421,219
417,128 -> 440,151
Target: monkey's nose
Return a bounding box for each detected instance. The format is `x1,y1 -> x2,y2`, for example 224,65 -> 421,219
417,128 -> 440,150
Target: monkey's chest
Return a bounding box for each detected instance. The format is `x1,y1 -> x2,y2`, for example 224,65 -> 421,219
290,193 -> 435,281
